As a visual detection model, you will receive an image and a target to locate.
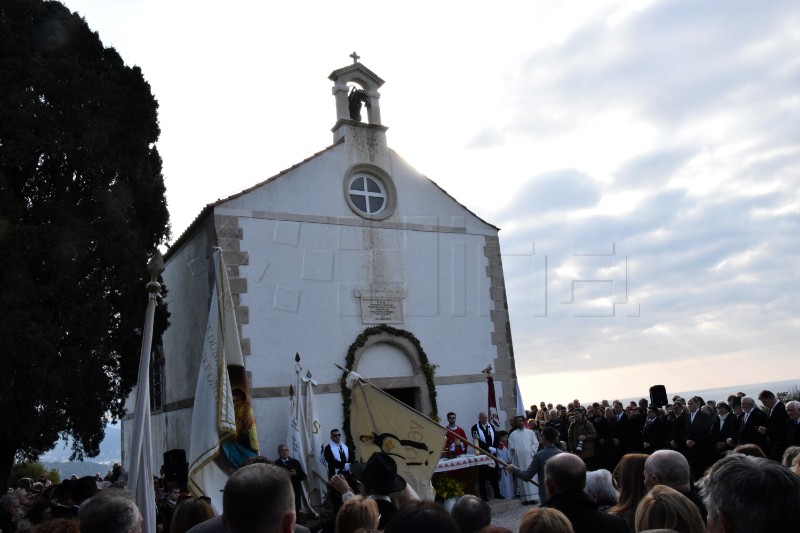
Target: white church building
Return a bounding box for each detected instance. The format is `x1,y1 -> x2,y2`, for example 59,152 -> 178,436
122,58 -> 522,474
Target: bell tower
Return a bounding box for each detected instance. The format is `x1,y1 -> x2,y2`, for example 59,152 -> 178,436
329,52 -> 388,151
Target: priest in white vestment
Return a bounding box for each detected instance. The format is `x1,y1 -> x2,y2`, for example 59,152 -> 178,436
508,416 -> 539,504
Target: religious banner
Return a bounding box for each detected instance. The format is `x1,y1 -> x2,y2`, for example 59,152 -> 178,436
287,359 -> 316,515
187,250 -> 251,514
346,372 -> 446,500
487,375 -> 500,428
303,371 -> 328,505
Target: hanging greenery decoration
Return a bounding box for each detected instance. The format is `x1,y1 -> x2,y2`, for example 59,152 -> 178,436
340,324 -> 439,448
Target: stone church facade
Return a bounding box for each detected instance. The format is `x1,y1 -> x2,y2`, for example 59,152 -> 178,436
122,59 -> 521,469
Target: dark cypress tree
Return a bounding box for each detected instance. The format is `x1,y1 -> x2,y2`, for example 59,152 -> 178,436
0,0 -> 171,489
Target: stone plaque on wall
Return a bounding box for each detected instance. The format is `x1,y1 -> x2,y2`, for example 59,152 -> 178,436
355,289 -> 405,324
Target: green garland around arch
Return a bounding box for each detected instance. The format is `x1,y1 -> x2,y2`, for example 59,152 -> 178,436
340,324 -> 439,449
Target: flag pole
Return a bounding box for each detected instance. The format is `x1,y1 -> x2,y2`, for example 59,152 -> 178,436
128,251 -> 164,533
334,364 -> 509,468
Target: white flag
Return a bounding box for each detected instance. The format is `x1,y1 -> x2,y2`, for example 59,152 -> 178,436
347,372 -> 446,500
287,362 -> 315,514
187,250 -> 244,514
303,372 -> 328,503
127,281 -> 159,533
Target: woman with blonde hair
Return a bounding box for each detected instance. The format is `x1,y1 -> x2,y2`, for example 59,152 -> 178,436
610,453 -> 649,532
170,497 -> 215,533
634,485 -> 706,533
518,507 -> 574,533
336,495 -> 380,533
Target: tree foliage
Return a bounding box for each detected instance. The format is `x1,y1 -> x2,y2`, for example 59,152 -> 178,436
0,0 -> 170,489
10,462 -> 60,489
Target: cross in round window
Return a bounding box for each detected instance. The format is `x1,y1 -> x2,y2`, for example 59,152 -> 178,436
348,174 -> 386,215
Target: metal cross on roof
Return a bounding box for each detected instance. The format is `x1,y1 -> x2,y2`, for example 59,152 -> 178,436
350,51 -> 360,64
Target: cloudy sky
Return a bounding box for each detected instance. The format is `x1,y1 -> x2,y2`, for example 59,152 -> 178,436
61,0 -> 799,404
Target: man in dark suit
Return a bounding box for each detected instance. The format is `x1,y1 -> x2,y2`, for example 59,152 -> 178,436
684,396 -> 712,480
609,400 -> 635,467
758,390 -> 790,461
642,406 -> 667,453
471,412 -> 501,501
710,401 -> 739,460
786,400 -> 800,447
669,401 -> 688,454
323,428 -> 354,509
737,396 -> 768,455
275,444 -> 307,513
542,453 -> 628,533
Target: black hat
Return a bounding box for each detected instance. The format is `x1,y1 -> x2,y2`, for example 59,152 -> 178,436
350,452 -> 407,494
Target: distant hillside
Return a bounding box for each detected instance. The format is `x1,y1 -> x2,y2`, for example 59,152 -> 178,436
43,460 -> 115,481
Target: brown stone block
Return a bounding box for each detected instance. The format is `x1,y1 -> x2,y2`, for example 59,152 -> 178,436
222,251 -> 249,266
228,277 -> 248,293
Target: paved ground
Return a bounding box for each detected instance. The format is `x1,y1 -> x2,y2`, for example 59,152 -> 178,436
488,496 -> 539,532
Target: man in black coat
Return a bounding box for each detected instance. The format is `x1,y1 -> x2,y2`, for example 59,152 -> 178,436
738,396 -> 769,455
323,428 -> 355,509
684,396 -> 712,480
471,412 -> 501,500
642,406 -> 667,453
543,453 -> 627,533
758,390 -> 790,461
275,444 -> 307,513
786,400 -> 800,447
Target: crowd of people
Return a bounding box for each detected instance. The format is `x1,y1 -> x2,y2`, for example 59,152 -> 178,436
3,389 -> 800,533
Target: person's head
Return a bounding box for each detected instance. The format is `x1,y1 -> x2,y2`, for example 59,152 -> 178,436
478,412 -> 488,424
715,402 -> 730,417
517,507 -> 574,533
515,416 -> 526,429
232,388 -> 247,410
585,469 -> 618,506
644,450 -> 690,491
635,485 -> 706,533
167,486 -> 181,502
782,446 -> 800,469
447,412 -> 457,426
331,428 -> 342,443
0,494 -> 19,514
350,452 -> 407,496
451,495 -> 491,533
79,490 -> 142,533
541,426 -> 559,445
169,498 -> 215,533
571,410 -> 583,423
497,430 -> 509,445
732,443 -> 766,458
639,398 -> 649,409
701,453 -> 800,533
23,499 -> 52,525
278,444 -> 290,460
741,396 -> 756,412
647,406 -> 658,420
335,495 -> 379,533
786,400 -> 800,422
545,453 -> 586,497
384,500 -> 459,533
613,400 -> 623,414
611,453 -> 649,514
757,390 -> 777,409
222,463 -> 294,533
